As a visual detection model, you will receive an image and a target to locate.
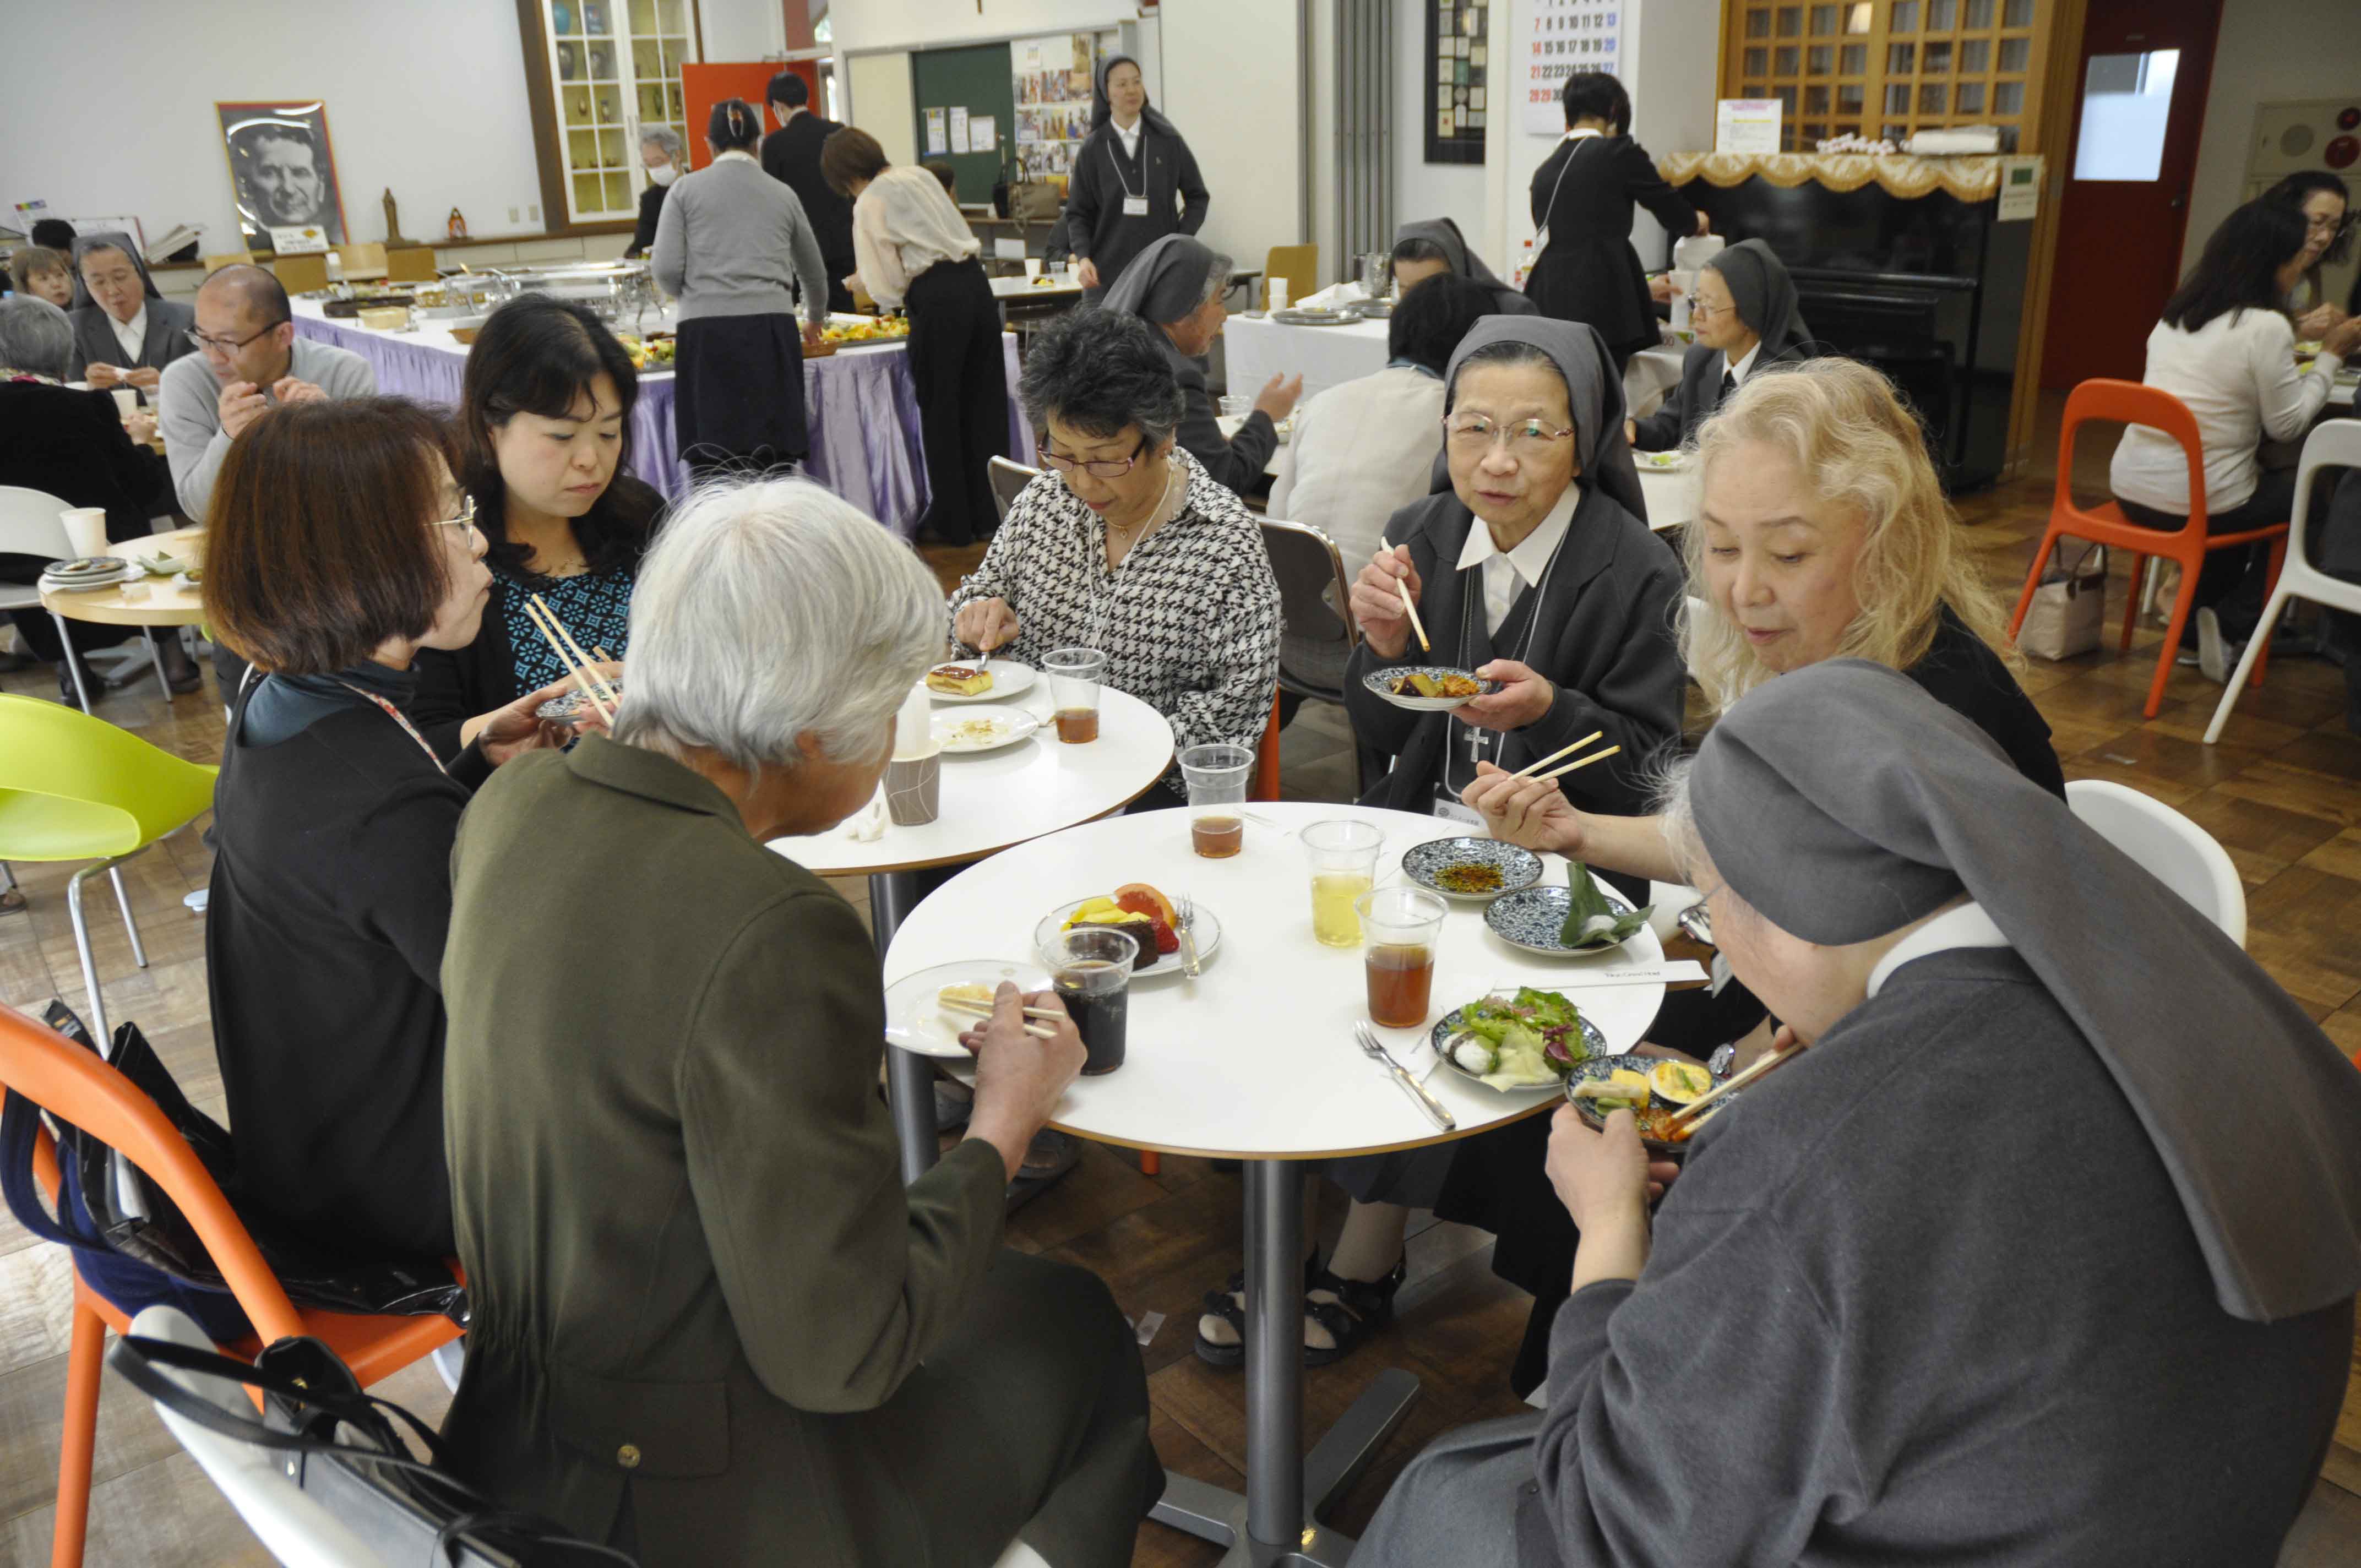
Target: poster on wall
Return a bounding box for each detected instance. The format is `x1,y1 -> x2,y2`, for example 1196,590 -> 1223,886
1425,0 -> 1490,165
216,100 -> 347,250
1011,30 -> 1117,186
1524,0 -> 1625,138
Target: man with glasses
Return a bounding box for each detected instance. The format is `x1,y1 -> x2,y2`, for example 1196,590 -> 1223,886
156,263 -> 374,519
64,240 -> 194,393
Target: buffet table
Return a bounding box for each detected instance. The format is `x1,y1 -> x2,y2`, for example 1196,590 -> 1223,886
291,300 -> 1035,536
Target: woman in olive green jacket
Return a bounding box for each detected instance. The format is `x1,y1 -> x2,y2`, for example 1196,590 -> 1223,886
438,478 -> 1162,1566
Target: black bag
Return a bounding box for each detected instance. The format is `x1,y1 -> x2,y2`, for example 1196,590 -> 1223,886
108,1331 -> 635,1567
0,1001 -> 467,1330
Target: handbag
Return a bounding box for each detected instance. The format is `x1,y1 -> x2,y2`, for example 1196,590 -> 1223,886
108,1331 -> 635,1567
2018,540 -> 2108,661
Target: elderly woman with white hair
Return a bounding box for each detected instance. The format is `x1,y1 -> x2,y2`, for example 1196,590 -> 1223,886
623,124 -> 685,261
437,477 -> 1162,1568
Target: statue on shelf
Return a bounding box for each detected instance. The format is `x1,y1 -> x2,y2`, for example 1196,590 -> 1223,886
383,188 -> 408,245
447,206 -> 470,242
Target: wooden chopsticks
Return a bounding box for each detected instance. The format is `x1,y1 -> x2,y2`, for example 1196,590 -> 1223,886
1378,537 -> 1430,654
1513,731 -> 1602,779
521,596 -> 617,725
1665,1037 -> 1802,1129
935,994 -> 1059,1039
1535,744 -> 1619,783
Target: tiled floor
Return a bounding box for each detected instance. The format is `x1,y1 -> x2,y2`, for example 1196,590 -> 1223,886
2,455 -> 2359,1565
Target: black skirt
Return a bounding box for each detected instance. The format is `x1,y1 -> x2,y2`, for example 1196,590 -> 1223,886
1524,239 -> 1657,366
672,311 -> 808,469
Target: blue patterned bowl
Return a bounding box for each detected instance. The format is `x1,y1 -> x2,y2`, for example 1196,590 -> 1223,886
1483,883 -> 1641,956
1362,666 -> 1501,712
1400,836 -> 1543,901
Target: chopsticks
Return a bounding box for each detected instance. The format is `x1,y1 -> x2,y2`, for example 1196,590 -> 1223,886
1665,1037 -> 1803,1129
520,597 -> 616,725
1534,744 -> 1620,783
935,994 -> 1059,1039
1513,731 -> 1603,779
1379,537 -> 1430,654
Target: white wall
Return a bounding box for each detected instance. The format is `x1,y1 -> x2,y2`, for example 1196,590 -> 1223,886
847,52 -> 920,166
1154,0 -> 1307,282
830,0 -> 1140,56
2179,0 -> 2361,274
0,0 -> 781,254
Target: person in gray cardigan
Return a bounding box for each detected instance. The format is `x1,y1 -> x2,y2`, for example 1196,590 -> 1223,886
1351,661 -> 2361,1567
1628,238 -> 1811,452
651,96 -> 829,477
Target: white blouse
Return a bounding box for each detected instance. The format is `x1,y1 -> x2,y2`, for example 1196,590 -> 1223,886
2109,307 -> 2342,515
1268,365 -> 1448,571
850,165 -> 981,309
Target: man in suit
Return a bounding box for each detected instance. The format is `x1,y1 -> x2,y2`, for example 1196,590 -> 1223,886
761,70 -> 856,314
64,241 -> 195,394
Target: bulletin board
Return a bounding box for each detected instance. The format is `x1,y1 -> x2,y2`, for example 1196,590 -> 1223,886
911,43 -> 1018,200
1426,0 -> 1491,165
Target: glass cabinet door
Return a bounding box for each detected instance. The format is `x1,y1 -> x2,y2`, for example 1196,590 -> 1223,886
546,0 -> 697,222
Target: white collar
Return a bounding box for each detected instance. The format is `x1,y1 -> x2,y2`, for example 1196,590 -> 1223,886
115,304 -> 148,334
776,106 -> 805,124
1865,901 -> 2010,998
1564,127 -> 1606,141
1722,340 -> 1761,384
714,149 -> 758,166
1457,482 -> 1579,581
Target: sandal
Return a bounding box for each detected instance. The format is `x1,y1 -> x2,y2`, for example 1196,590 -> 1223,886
1193,1253 -> 1318,1368
1303,1254 -> 1407,1368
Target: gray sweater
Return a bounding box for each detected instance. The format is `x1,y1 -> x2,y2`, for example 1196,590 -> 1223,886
650,152 -> 829,329
1529,946 -> 2351,1566
157,336 -> 376,521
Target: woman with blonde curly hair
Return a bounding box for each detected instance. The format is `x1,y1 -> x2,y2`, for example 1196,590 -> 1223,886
1441,358 -> 2064,1397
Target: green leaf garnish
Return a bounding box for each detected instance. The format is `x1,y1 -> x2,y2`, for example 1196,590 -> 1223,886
1558,861 -> 1653,949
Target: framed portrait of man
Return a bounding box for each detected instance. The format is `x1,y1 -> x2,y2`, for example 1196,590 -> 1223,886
216,100 -> 348,249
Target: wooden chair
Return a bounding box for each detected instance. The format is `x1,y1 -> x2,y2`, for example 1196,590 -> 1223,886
2204,418 -> 2361,743
2007,380 -> 2286,719
383,246 -> 439,284
268,253 -> 329,294
199,252 -> 262,274
1264,243 -> 1318,310
335,241 -> 388,280
0,1008 -> 464,1568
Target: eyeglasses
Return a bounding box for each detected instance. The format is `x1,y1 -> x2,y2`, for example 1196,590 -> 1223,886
1688,297 -> 1731,320
1443,413 -> 1576,456
184,322 -> 282,354
429,497 -> 480,536
1039,434 -> 1149,478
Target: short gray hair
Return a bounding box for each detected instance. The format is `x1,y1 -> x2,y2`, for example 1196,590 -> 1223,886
1200,251 -> 1234,306
641,124 -> 685,161
0,296 -> 73,379
613,477 -> 945,775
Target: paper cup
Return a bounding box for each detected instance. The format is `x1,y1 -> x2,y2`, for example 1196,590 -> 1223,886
1024,257 -> 1043,278
59,508 -> 108,558
1268,277 -> 1290,312
111,388 -> 139,421
885,752 -> 942,825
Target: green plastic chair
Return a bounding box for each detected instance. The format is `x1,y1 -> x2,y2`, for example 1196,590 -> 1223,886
0,695 -> 217,1046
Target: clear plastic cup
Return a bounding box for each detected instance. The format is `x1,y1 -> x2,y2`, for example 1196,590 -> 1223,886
1048,926 -> 1136,1074
1302,819 -> 1384,948
1357,887 -> 1447,1028
1218,393 -> 1253,421
1042,646 -> 1107,743
1178,743 -> 1255,858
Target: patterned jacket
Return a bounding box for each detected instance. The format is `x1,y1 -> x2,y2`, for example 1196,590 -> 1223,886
948,449 -> 1281,777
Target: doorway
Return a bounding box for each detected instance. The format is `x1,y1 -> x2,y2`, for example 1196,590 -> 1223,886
2037,0 -> 2223,389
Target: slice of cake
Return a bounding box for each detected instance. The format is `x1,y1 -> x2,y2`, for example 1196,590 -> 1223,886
927,663 -> 994,696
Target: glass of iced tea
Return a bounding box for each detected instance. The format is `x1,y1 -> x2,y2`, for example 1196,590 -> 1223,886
1302,819 -> 1384,948
1177,743 -> 1255,858
1042,647 -> 1108,743
1357,887 -> 1446,1028
1048,927 -> 1138,1074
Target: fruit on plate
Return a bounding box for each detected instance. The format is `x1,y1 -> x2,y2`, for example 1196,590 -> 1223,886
1062,884 -> 1180,962
1111,883 -> 1177,924
822,316 -> 911,344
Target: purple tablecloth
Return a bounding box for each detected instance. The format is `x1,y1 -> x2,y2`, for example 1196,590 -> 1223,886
292,309 -> 1033,538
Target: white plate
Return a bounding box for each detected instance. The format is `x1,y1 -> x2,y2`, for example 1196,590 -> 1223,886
926,658 -> 1036,704
1635,450 -> 1691,472
932,706 -> 1040,754
1034,896 -> 1224,979
1361,666 -> 1501,713
883,959 -> 1057,1059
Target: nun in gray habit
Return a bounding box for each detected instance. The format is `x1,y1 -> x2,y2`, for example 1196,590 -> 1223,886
1353,660 -> 2361,1568
1098,233 -> 1275,495
1629,237 -> 1813,451
1391,217 -> 1539,317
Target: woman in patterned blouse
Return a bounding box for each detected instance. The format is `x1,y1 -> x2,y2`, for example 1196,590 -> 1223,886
949,308 -> 1280,799
412,296 -> 665,757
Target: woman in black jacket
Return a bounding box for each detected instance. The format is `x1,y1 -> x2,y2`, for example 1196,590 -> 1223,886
412,295 -> 662,758
622,126 -> 683,260
1062,55 -> 1209,304
1526,73 -> 1702,369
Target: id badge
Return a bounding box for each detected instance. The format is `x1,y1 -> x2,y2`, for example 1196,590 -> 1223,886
1431,793 -> 1484,829
1122,195 -> 1151,217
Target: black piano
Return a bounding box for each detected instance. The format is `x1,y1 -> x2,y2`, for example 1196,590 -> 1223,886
1670,172 -> 2035,493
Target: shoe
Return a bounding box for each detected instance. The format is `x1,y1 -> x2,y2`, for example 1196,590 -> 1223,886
1004,1128 -> 1079,1215
934,1079 -> 973,1133
2175,645 -> 2201,668
2196,608 -> 2232,684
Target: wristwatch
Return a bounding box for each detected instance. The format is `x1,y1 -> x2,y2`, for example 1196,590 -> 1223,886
1707,1043 -> 1738,1080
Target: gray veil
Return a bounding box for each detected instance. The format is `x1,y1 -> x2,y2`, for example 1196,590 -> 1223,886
1443,315 -> 1648,524
1704,238 -> 1811,362
1096,233 -> 1215,325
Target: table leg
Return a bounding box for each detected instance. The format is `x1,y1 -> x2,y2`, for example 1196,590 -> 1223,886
51,612 -> 94,714
1145,1160 -> 1423,1566
141,628 -> 172,696
869,870 -> 940,1185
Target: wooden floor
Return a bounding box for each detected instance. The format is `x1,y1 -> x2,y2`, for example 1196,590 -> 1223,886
3,458 -> 2360,1565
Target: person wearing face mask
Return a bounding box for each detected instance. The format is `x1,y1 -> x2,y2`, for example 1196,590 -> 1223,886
1062,55 -> 1209,303
2265,170 -> 2352,339
1099,233 -> 1301,496
623,126 -> 685,262
201,398 -> 589,1262
411,296 -> 661,759
63,238 -> 193,393
156,264 -> 375,522
1625,238 -> 1810,451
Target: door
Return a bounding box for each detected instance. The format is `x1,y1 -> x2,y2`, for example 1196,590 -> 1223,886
2037,0 -> 2221,389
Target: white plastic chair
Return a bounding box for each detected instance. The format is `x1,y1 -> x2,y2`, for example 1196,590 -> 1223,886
2204,418 -> 2361,743
123,1304 -> 391,1567
0,484 -> 77,617
2065,779 -> 2245,947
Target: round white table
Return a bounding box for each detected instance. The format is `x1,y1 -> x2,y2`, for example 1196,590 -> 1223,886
770,677 -> 1176,1179
1636,461 -> 1701,531
885,799 -> 1666,1566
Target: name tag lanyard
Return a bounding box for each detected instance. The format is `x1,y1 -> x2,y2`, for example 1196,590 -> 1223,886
1437,525 -> 1569,808
1109,139 -> 1152,218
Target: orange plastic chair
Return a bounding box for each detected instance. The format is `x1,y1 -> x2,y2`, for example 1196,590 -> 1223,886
2008,379 -> 2288,718
1252,688 -> 1283,802
0,1009 -> 464,1568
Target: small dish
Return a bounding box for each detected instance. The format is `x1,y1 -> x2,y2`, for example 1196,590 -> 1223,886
882,959 -> 1057,1059
1564,1053 -> 1739,1150
1400,837 -> 1543,901
1635,449 -> 1691,472
1429,1005 -> 1606,1092
1362,666 -> 1501,713
931,706 -> 1040,754
536,679 -> 623,721
1033,897 -> 1223,980
1484,883 -> 1644,956
926,658 -> 1037,704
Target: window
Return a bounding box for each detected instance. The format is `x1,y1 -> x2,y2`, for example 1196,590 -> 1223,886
2068,50 -> 2179,178
531,0 -> 701,226
1724,0 -> 2046,149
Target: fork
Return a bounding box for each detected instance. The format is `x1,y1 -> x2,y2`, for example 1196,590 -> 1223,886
1354,1022 -> 1455,1130
1176,893 -> 1203,978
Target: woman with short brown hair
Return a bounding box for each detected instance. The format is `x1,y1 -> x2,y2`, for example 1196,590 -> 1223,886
203,397 -> 584,1262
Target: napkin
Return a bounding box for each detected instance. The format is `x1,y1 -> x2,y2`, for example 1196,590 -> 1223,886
845,781 -> 888,841
1294,281 -> 1367,311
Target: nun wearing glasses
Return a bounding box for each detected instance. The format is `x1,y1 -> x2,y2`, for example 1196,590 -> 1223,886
947,307 -> 1279,798
1345,315 -> 1685,896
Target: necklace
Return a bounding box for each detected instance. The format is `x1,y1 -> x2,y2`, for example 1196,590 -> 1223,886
1107,460 -> 1180,541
